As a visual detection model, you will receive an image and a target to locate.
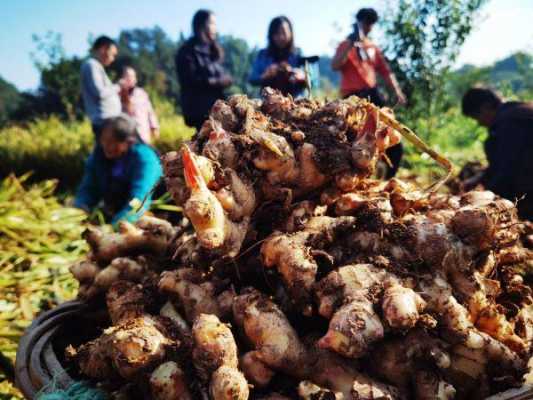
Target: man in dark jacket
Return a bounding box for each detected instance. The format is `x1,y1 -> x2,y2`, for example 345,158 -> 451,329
462,87 -> 533,220
175,10 -> 233,130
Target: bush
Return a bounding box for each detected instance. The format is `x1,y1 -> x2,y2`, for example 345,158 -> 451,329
0,98 -> 194,190
0,116 -> 93,188
400,105 -> 487,184
151,93 -> 195,154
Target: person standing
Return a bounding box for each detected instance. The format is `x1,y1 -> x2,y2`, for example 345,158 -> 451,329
80,36 -> 122,137
461,87 -> 533,220
249,16 -> 307,98
331,8 -> 406,105
175,9 -> 233,131
331,8 -> 406,178
120,66 -> 160,144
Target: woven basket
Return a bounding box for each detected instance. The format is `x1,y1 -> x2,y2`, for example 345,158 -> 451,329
14,300 -> 108,399
14,301 -> 533,400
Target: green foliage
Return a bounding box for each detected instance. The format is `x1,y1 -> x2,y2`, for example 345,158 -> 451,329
0,98 -> 193,189
31,32 -> 83,120
220,35 -> 258,96
152,94 -> 195,154
488,52 -> 533,93
114,26 -> 180,100
0,77 -> 21,127
383,0 -> 487,138
0,117 -> 93,188
318,56 -> 339,89
40,57 -> 83,120
401,105 -> 487,181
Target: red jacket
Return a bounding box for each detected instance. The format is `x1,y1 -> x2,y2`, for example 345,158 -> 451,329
334,39 -> 391,97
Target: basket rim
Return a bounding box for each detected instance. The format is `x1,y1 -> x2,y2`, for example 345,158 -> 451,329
13,300 -> 533,400
15,300 -> 89,399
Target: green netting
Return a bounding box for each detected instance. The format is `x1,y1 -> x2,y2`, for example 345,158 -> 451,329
37,382 -> 107,400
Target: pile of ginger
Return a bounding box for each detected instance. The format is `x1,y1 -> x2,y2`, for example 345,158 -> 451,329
67,89 -> 533,400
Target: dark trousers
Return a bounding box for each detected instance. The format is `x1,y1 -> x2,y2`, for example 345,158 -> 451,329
350,87 -> 385,107
92,123 -> 104,139
344,87 -> 403,178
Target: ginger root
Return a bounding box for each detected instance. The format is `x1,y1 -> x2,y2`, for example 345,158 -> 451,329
298,381 -> 342,399
318,296 -> 384,359
192,314 -> 249,400
233,288 -> 310,381
83,216 -> 176,264
261,216 -> 356,314
159,268 -> 233,323
71,315 -> 175,380
150,361 -> 193,400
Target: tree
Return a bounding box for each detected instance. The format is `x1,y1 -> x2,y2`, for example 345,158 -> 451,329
32,31 -> 83,120
383,0 -> 488,136
220,35 -> 258,96
0,76 -> 21,126
318,56 -> 339,86
114,26 -> 180,101
493,52 -> 533,93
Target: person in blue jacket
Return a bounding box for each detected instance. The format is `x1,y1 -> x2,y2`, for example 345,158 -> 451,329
250,16 -> 308,98
74,113 -> 162,225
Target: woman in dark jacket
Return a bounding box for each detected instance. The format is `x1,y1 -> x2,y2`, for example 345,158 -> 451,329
176,10 -> 233,130
249,16 -> 307,98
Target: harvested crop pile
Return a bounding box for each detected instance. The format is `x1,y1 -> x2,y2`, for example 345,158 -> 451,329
0,175 -> 88,398
68,89 -> 533,400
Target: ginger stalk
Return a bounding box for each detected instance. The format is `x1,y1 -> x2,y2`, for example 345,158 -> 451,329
182,145 -> 249,256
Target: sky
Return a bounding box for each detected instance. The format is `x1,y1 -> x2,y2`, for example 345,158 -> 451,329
1,0 -> 532,91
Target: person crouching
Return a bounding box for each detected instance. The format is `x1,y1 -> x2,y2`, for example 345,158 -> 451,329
74,113 -> 162,225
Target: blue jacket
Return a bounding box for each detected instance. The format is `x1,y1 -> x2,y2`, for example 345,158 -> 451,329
74,143 -> 162,225
249,48 -> 307,98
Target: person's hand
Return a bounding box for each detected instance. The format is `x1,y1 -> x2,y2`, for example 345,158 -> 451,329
463,173 -> 484,192
219,74 -> 233,87
290,68 -> 306,83
118,77 -> 134,90
261,64 -> 280,80
395,89 -> 407,106
119,84 -> 130,96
